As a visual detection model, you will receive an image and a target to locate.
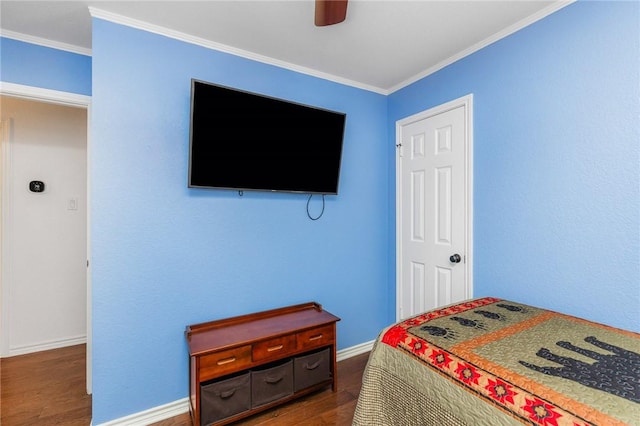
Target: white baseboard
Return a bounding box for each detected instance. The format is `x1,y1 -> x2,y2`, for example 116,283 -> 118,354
4,335 -> 87,357
336,339 -> 375,361
94,340 -> 374,426
95,397 -> 190,426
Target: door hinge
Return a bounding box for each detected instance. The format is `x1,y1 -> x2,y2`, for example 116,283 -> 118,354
396,143 -> 403,157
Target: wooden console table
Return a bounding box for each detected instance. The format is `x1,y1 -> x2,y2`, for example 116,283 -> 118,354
186,302 -> 340,426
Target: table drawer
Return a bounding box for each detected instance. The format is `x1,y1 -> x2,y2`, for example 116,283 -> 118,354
253,334 -> 296,362
297,324 -> 334,351
251,359 -> 293,407
199,346 -> 252,381
294,347 -> 331,392
201,372 -> 251,425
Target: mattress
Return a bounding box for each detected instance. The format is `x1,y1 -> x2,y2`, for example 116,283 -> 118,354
353,297 -> 639,425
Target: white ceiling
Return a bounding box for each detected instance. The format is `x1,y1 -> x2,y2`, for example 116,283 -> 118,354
0,1 -> 572,93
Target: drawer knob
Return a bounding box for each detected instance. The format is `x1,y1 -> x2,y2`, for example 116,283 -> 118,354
309,334 -> 323,341
265,375 -> 284,384
216,357 -> 236,366
220,389 -> 236,399
267,344 -> 284,352
304,360 -> 321,370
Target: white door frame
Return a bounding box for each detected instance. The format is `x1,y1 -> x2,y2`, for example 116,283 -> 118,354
0,82 -> 92,394
395,94 -> 474,321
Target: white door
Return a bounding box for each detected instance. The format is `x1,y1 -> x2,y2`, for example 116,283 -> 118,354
396,95 -> 473,321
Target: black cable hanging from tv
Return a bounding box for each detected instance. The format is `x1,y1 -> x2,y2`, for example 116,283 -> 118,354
306,194 -> 326,220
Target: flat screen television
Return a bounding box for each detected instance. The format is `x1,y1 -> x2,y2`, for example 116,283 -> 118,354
188,79 -> 346,194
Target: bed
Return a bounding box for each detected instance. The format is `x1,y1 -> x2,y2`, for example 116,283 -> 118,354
353,297 -> 639,426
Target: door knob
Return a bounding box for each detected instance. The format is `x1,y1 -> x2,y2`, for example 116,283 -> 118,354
449,254 -> 461,264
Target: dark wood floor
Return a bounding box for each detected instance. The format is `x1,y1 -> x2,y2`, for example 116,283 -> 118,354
0,344 -> 92,426
1,344 -> 369,426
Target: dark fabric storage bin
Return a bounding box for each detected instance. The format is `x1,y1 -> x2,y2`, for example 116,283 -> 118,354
294,347 -> 331,392
251,359 -> 293,407
200,371 -> 251,426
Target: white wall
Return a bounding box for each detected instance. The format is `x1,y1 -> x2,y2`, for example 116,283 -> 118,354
1,96 -> 87,356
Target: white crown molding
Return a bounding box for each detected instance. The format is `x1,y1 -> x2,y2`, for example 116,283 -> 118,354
0,82 -> 91,107
388,0 -> 576,94
0,29 -> 91,57
88,7 -> 387,95
2,1 -> 575,95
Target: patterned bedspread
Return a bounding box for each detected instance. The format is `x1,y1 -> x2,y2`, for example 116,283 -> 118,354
353,298 -> 639,426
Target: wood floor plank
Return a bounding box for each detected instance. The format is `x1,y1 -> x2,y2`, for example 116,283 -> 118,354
1,344 -> 92,426
1,345 -> 369,426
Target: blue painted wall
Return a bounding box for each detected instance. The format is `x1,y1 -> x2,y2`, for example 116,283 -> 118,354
90,19 -> 389,423
389,1 -> 639,332
0,37 -> 91,95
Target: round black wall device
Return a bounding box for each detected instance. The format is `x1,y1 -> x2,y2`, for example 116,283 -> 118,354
29,181 -> 45,193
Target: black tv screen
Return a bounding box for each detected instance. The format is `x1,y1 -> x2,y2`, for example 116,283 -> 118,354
188,79 -> 346,194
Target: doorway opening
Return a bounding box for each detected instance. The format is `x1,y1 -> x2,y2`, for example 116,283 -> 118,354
0,83 -> 91,394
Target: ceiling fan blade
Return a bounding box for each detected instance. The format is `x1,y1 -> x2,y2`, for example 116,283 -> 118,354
315,0 -> 348,26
